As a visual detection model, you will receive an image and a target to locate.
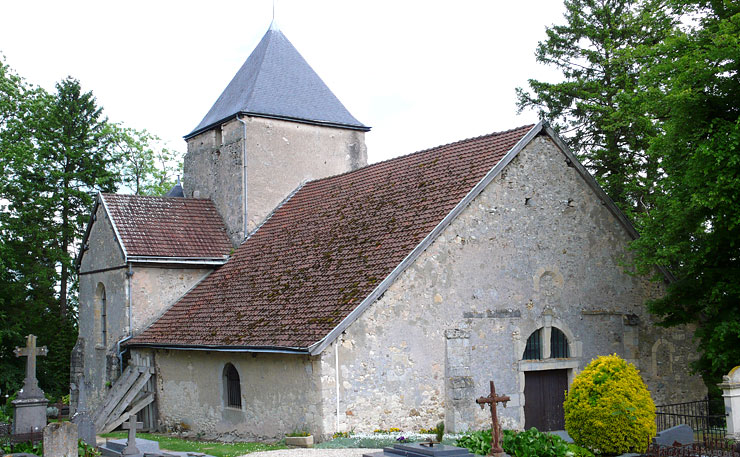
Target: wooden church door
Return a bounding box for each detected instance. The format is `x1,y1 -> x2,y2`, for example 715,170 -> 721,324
524,369 -> 569,431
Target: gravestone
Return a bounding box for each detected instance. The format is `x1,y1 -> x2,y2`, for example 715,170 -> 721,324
71,377 -> 96,447
652,424 -> 694,446
475,380 -> 510,457
122,414 -> 144,455
43,421 -> 78,457
12,335 -> 49,435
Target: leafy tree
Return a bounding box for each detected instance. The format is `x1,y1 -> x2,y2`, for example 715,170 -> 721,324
516,0 -> 678,215
631,0 -> 740,388
115,126 -> 181,196
0,57 -> 180,399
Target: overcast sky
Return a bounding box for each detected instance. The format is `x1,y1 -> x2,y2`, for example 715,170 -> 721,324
0,1 -> 566,164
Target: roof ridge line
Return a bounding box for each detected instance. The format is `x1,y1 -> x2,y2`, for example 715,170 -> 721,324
304,124 -> 536,187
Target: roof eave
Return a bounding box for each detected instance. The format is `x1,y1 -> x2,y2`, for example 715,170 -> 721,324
184,111 -> 371,140
127,256 -> 229,266
125,342 -> 309,354
75,195 -> 101,271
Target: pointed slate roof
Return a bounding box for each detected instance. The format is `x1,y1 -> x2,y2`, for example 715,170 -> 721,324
128,125 -> 536,351
185,26 -> 369,139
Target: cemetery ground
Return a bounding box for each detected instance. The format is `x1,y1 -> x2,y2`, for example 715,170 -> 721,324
3,337 -> 738,457
98,431 -> 287,456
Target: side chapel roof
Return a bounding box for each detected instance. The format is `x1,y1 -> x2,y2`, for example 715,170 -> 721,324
79,194 -> 232,265
185,25 -> 369,139
128,125 -> 536,352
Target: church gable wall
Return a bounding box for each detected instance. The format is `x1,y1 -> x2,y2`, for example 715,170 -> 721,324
76,203 -> 129,412
183,116 -> 367,245
129,266 -> 212,334
321,135 -> 705,436
151,349 -> 323,440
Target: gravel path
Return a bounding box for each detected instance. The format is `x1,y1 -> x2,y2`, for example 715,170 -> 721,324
241,448 -> 382,457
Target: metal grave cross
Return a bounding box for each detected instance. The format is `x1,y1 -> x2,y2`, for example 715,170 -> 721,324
14,334 -> 48,398
121,413 -> 144,456
476,380 -> 510,456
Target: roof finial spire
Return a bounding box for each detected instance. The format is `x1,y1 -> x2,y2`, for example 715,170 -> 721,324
269,0 -> 279,30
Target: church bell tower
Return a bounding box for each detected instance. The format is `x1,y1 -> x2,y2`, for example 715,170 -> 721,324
183,24 -> 369,246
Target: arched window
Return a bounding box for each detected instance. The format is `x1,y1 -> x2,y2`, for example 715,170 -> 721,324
223,363 -> 242,408
550,327 -> 570,358
522,327 -> 571,360
96,283 -> 107,346
523,328 -> 543,360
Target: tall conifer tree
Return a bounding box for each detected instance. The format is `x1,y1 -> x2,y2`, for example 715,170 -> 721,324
516,0 -> 677,215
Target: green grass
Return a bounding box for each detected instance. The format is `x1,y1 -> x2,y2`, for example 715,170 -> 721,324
100,432 -> 287,457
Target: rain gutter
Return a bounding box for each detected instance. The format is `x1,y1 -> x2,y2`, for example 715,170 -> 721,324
123,342 -> 310,355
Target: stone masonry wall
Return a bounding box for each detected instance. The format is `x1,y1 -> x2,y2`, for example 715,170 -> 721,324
76,203 -> 129,412
183,116 -> 367,246
130,266 -> 212,334
320,135 -> 705,435
151,349 -> 323,440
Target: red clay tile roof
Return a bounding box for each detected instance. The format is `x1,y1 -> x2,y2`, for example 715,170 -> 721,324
101,194 -> 231,259
128,125 -> 534,349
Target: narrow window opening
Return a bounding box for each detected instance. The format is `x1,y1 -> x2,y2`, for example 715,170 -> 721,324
523,328 -> 543,360
224,363 -> 242,408
101,288 -> 106,346
96,283 -> 107,347
550,327 -> 570,358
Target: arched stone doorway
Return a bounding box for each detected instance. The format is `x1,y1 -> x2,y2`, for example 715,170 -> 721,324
516,312 -> 581,431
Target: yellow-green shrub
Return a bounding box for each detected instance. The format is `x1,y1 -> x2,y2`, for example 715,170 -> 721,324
564,354 -> 656,455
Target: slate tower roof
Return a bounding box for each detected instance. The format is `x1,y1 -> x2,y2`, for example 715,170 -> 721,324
185,25 -> 369,139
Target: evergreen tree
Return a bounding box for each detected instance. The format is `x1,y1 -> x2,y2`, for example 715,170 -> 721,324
516,0 -> 678,215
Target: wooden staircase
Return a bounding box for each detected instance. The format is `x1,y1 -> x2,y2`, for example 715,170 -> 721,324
93,353 -> 157,433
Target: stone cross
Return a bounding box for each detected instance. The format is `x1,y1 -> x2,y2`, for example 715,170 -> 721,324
121,413 -> 144,455
476,380 -> 510,456
14,334 -> 48,399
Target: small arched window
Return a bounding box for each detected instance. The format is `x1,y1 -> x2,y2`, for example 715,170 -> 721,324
223,363 -> 242,408
96,283 -> 107,346
523,328 -> 543,360
550,327 -> 570,358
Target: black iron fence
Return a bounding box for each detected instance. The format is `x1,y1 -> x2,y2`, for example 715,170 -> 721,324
0,422 -> 43,446
646,440 -> 740,457
655,396 -> 728,443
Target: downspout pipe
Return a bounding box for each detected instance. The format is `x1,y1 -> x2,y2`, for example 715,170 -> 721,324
335,338 -> 340,433
236,115 -> 249,240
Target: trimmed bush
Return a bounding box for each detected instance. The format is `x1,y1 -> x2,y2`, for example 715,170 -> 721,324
564,354 -> 656,455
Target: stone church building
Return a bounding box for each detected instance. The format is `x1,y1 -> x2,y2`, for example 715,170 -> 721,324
73,25 -> 705,440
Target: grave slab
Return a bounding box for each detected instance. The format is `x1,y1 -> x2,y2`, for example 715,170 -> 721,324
99,438 -> 216,457
363,442 -> 476,457
652,424 -> 694,446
